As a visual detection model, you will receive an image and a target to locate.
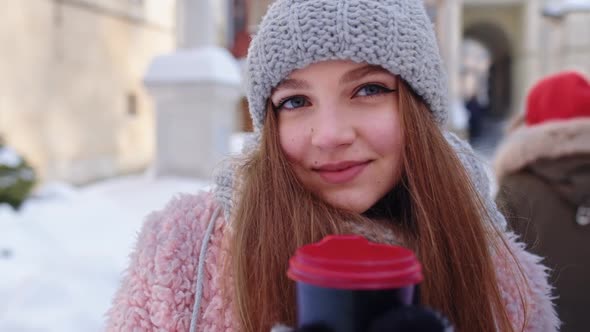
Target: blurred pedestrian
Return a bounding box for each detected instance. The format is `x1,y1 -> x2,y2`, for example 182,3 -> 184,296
460,39 -> 491,142
495,70 -> 590,332
465,95 -> 486,140
106,1 -> 557,331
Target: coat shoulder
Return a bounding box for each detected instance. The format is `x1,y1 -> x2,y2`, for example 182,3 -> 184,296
142,191 -> 223,241
496,170 -> 558,226
105,191 -> 230,331
493,231 -> 560,331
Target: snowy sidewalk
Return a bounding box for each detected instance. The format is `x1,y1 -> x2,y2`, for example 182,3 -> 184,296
0,175 -> 210,332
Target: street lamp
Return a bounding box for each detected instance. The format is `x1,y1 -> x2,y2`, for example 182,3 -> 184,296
543,0 -> 590,18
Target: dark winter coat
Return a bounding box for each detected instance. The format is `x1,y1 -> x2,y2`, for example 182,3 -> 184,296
495,118 -> 590,332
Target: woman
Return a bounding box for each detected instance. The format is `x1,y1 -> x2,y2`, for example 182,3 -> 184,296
106,1 -> 557,331
495,71 -> 590,332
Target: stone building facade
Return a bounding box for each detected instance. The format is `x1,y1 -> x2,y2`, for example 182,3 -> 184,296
0,0 -> 175,184
457,0 -> 590,119
3,0 -> 589,184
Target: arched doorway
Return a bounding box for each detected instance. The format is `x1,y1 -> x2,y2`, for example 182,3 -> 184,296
464,22 -> 513,119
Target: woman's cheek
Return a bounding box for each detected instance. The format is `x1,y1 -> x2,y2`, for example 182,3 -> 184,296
279,126 -> 306,162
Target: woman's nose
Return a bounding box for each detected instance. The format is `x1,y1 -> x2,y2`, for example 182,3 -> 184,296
310,106 -> 356,150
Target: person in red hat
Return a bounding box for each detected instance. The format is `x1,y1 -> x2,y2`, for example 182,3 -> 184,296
494,70 -> 590,332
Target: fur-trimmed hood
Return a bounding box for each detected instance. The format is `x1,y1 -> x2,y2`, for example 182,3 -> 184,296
494,118 -> 590,181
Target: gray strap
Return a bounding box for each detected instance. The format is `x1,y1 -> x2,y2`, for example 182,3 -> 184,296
189,206 -> 221,332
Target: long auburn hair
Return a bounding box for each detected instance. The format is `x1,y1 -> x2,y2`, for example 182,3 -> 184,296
228,80 -> 526,331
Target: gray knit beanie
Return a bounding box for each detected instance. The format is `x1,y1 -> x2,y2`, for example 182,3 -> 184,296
246,0 -> 448,132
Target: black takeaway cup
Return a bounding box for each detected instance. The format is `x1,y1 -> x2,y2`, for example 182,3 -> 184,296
287,235 -> 423,332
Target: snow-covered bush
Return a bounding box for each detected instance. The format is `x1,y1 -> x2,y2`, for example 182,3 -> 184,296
0,143 -> 36,209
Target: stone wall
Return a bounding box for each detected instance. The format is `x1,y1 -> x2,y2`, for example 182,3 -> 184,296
541,11 -> 590,77
0,0 -> 175,184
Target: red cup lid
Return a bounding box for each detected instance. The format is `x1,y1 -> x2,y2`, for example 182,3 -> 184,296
288,235 -> 423,290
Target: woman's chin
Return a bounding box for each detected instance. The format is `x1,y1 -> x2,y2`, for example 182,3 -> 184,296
323,196 -> 374,215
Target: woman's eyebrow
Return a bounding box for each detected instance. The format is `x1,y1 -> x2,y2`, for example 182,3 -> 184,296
272,78 -> 310,94
339,65 -> 390,84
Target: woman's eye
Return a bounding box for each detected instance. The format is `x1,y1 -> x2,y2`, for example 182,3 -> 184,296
277,96 -> 309,111
355,84 -> 393,97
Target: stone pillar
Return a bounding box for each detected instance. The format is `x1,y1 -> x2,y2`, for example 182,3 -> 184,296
563,12 -> 590,74
144,0 -> 242,179
440,0 -> 466,134
517,0 -> 542,115
176,0 -> 215,48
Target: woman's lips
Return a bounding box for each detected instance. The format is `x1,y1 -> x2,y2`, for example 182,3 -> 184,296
314,161 -> 371,184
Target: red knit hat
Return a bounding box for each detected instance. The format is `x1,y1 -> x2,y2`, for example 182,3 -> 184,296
526,71 -> 590,125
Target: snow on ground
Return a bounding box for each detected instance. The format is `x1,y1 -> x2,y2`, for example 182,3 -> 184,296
0,175 -> 210,332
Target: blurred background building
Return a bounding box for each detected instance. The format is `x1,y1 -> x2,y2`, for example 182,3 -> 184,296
0,0 -> 176,184
447,0 -> 590,149
1,0 -> 589,185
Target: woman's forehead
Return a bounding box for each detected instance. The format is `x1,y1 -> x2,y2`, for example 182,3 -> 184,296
287,60 -> 388,78
274,61 -> 395,91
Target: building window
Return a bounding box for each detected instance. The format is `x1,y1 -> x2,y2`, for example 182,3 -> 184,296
127,93 -> 138,116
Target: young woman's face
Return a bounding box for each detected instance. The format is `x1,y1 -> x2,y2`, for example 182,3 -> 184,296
271,60 -> 403,213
